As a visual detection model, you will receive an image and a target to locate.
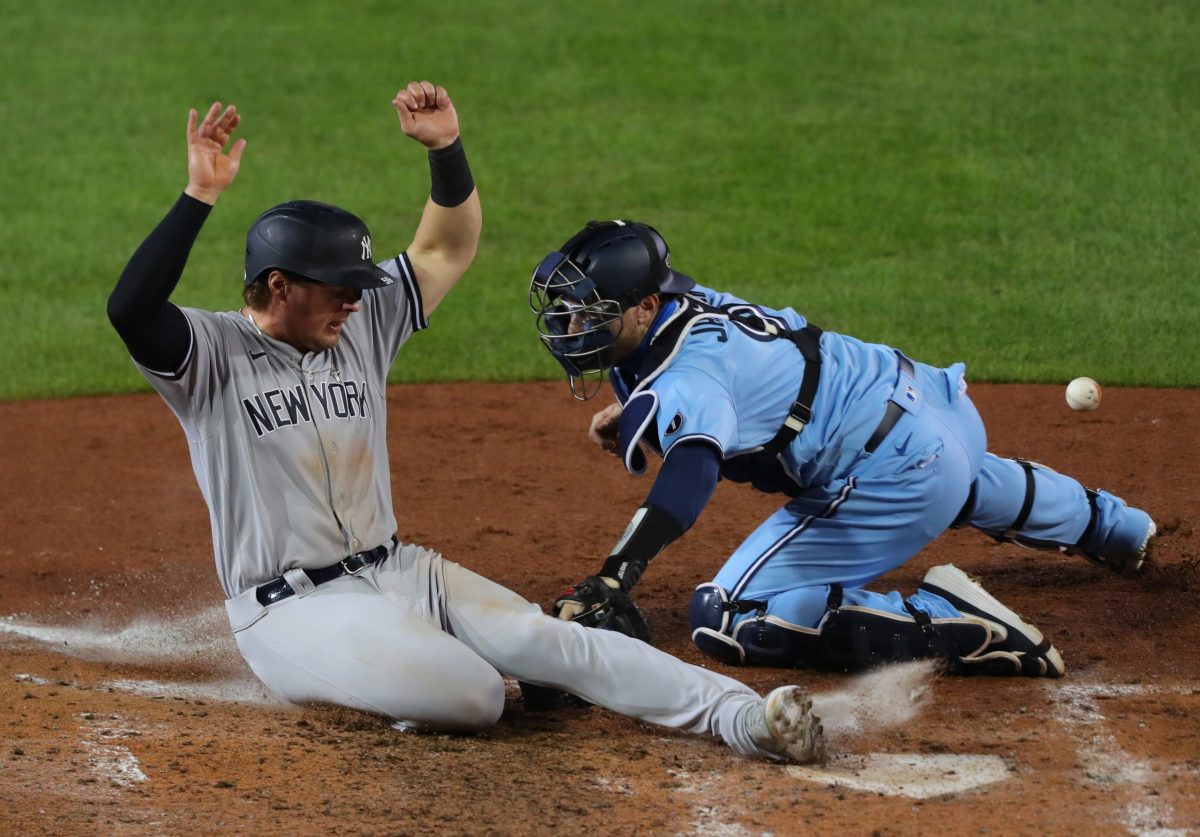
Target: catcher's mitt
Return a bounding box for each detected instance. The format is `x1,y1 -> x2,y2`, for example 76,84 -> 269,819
554,575 -> 652,644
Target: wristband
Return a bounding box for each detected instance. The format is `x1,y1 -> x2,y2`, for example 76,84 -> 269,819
428,137 -> 475,207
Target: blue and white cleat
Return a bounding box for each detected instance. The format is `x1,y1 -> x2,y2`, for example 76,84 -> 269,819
920,564 -> 1065,678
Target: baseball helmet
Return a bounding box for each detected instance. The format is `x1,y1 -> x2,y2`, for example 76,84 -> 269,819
244,200 -> 394,289
529,220 -> 695,399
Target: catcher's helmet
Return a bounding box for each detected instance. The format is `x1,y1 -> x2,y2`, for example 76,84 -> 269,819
244,200 -> 394,290
529,220 -> 694,399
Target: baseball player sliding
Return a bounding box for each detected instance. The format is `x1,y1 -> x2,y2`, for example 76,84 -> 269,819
106,83 -> 820,763
530,220 -> 1156,675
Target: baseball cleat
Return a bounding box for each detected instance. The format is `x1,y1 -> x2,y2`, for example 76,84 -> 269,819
749,685 -> 823,764
920,564 -> 1065,678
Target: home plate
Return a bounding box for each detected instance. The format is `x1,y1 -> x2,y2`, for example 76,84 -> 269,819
786,753 -> 1013,799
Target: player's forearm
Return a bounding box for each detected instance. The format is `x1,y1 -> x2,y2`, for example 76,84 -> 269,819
405,137 -> 481,313
412,136 -> 479,251
410,193 -> 482,268
598,441 -> 721,590
107,192 -> 208,368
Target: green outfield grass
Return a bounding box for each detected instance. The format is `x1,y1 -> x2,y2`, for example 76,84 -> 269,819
1,0 -> 1197,400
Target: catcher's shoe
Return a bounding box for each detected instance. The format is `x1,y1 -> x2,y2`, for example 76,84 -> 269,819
920,564 -> 1064,678
748,685 -> 823,764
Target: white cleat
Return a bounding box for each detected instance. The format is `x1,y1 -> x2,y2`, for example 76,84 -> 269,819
750,685 -> 823,764
921,564 -> 1065,678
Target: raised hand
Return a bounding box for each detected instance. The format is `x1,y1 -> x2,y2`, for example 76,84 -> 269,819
393,81 -> 460,150
185,102 -> 246,205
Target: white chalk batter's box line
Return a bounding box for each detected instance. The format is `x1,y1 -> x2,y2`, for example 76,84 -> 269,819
782,681 -> 1197,804
1045,680 -> 1195,837
76,712 -> 151,789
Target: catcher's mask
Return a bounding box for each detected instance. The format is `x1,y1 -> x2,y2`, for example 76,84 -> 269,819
244,200 -> 394,290
529,220 -> 694,400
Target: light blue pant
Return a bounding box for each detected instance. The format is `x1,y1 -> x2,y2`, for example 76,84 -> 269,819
712,359 -> 1151,632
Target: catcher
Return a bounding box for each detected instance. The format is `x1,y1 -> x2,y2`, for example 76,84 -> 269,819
532,219 -> 1156,676
105,81 -> 821,764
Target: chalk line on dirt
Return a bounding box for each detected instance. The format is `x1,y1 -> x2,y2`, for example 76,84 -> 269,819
103,677 -> 278,705
0,606 -> 237,664
4,607 -> 281,707
670,768 -> 763,836
78,714 -> 149,788
1048,682 -> 1189,837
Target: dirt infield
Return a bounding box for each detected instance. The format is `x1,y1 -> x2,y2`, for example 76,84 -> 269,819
1,381 -> 1198,835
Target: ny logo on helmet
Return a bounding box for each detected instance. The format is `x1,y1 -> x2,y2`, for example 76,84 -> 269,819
361,235 -> 373,261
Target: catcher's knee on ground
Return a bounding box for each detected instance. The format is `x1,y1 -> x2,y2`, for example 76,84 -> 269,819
687,578 -> 1061,676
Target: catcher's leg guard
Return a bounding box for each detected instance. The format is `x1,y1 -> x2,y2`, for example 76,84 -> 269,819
919,564 -> 1064,677
690,583 -> 997,673
960,456 -> 1155,574
817,585 -> 996,674
689,583 -> 821,667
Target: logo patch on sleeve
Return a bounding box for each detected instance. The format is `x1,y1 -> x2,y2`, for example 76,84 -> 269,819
666,413 -> 684,434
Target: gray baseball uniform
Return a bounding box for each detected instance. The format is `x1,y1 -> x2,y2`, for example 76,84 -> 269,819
138,253 -> 422,598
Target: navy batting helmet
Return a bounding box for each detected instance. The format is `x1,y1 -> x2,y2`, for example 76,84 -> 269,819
529,220 -> 695,399
244,200 -> 394,290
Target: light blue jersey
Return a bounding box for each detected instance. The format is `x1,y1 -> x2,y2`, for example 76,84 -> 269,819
614,286 -> 936,490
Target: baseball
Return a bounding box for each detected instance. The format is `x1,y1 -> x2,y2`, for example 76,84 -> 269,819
1065,376 -> 1101,411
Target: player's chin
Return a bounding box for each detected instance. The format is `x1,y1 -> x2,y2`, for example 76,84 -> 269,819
321,322 -> 346,346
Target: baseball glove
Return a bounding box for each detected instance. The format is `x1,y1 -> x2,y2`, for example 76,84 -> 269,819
554,575 -> 652,644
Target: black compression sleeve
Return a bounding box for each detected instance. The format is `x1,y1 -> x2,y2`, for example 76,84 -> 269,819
107,193 -> 212,374
598,442 -> 721,590
427,138 -> 474,207
599,505 -> 685,591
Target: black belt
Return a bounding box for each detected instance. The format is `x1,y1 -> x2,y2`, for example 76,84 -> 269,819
863,356 -> 915,454
255,537 -> 397,606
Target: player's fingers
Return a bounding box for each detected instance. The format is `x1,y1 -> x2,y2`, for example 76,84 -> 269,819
587,423 -> 610,447
393,90 -> 416,113
227,137 -> 247,164
200,101 -> 222,132
394,100 -> 417,132
418,80 -> 436,104
434,85 -> 450,110
406,80 -> 426,107
218,105 -> 239,133
186,108 -> 199,142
